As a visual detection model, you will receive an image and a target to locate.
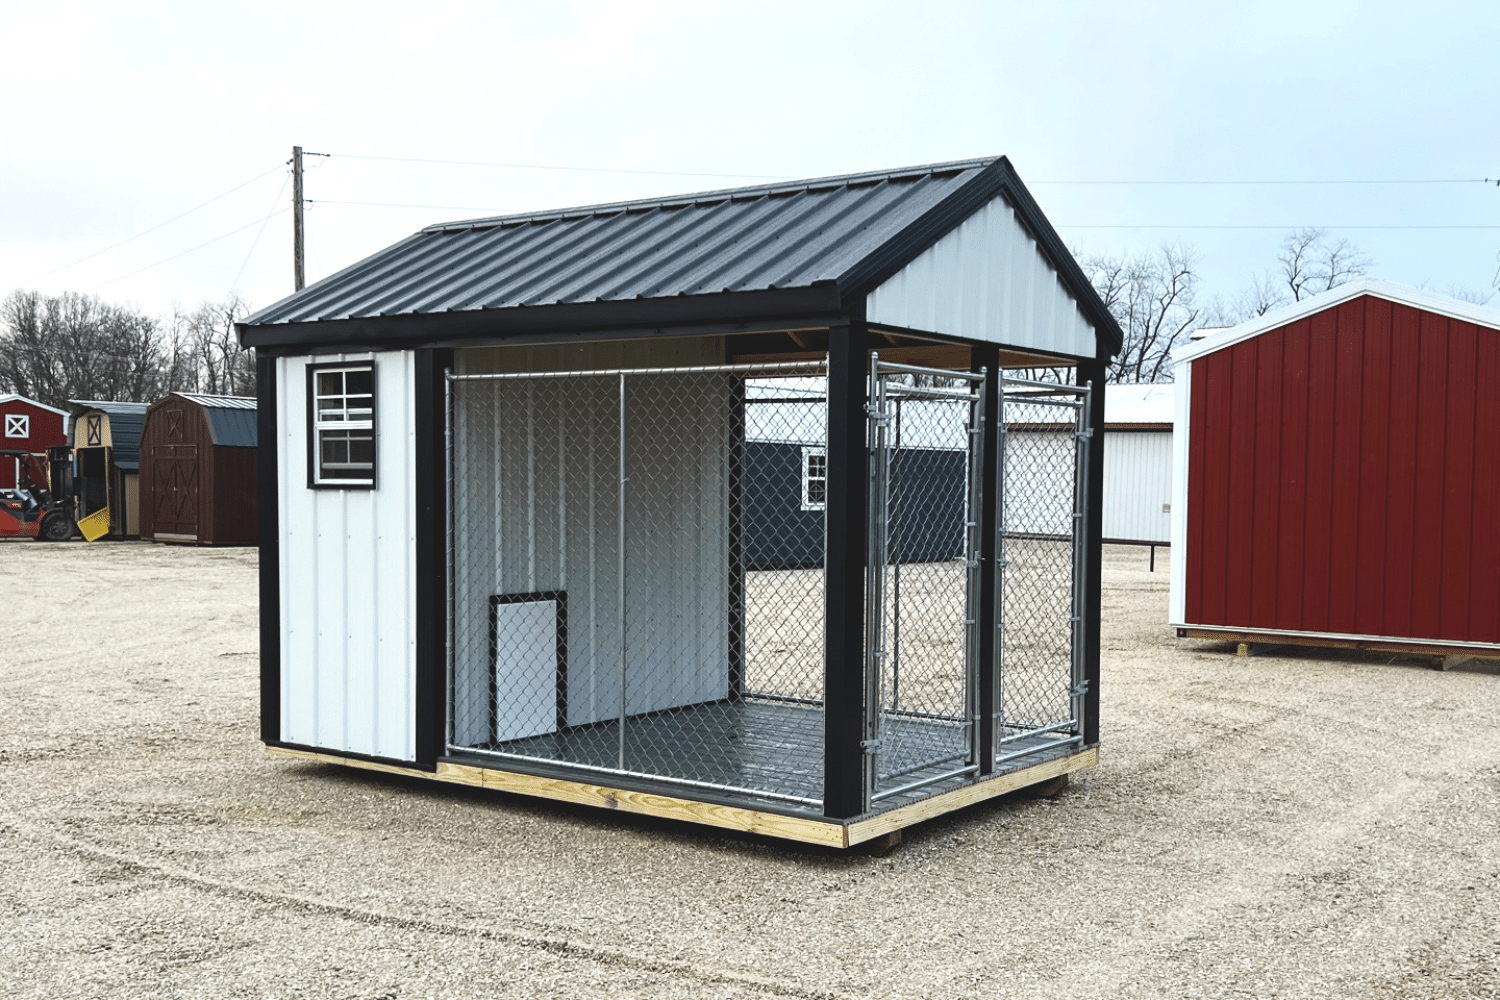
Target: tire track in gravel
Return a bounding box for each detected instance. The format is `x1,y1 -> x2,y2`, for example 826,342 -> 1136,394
5,817 -> 854,1000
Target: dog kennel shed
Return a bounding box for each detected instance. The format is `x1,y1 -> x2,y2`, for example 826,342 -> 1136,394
139,393 -> 258,545
1170,279 -> 1500,657
239,156 -> 1123,847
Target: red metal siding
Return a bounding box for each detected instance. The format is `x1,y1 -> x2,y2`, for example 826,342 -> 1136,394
1185,293 -> 1500,646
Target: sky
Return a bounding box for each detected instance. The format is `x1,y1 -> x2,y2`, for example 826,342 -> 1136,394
2,0 -> 1497,323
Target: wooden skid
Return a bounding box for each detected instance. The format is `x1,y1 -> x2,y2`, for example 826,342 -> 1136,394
1180,627 -> 1500,660
265,745 -> 1099,848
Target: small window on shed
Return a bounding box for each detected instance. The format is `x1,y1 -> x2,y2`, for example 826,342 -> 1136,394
309,363 -> 376,487
4,414 -> 27,438
801,447 -> 827,511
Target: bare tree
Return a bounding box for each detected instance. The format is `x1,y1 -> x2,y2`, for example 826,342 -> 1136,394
1082,244 -> 1202,383
0,291 -> 256,408
1278,228 -> 1372,301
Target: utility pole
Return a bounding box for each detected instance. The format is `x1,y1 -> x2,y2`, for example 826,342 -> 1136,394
292,145 -> 305,292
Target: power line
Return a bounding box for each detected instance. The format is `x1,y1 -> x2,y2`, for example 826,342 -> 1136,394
230,171 -> 294,298
307,198 -> 506,212
23,164 -> 286,285
1034,178 -> 1491,186
327,152 -> 792,181
1056,224 -> 1500,230
92,208 -> 292,291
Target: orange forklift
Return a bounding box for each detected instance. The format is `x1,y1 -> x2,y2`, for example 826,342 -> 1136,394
0,447 -> 76,541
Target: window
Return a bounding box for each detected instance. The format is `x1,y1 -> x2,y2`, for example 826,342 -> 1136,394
4,414 -> 28,438
309,363 -> 376,487
801,446 -> 827,511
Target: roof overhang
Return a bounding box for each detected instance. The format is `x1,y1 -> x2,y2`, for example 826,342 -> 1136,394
240,283 -> 844,351
1174,278 -> 1500,365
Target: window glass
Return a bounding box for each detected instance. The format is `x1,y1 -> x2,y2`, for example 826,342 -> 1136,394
310,363 -> 376,486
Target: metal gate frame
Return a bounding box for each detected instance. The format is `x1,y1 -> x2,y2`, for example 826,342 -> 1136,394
864,355 -> 988,803
994,375 -> 1092,767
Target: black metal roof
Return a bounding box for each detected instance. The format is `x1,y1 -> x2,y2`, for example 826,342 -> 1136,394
69,400 -> 148,471
240,156 -> 1122,354
174,393 -> 258,448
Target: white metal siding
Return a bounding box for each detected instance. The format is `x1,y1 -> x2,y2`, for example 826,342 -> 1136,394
1103,430 -> 1173,544
278,351 -> 417,761
452,339 -> 729,744
1169,363 -> 1192,623
865,195 -> 1097,359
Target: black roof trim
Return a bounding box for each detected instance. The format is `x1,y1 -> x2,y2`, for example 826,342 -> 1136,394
240,284 -> 843,350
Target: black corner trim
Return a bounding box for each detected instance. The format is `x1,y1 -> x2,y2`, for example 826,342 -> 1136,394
414,348 -> 452,768
257,353 -> 280,745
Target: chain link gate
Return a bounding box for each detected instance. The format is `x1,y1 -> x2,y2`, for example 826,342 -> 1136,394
445,359 -> 832,810
864,357 -> 988,802
996,378 -> 1091,764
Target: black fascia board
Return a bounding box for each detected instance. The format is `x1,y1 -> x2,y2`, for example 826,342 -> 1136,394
239,283 -> 843,351
834,157 -> 1125,358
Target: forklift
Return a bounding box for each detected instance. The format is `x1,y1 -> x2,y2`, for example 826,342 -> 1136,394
0,447 -> 76,541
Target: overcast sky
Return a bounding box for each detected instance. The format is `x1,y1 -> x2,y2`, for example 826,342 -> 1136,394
3,0 -> 1496,322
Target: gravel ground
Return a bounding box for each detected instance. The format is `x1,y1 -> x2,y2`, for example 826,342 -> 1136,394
3,540 -> 1498,999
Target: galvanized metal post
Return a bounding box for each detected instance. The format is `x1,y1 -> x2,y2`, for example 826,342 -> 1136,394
617,371 -> 628,771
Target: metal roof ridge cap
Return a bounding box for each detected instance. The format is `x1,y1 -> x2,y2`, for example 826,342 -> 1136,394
1171,278 -> 1500,365
420,156 -> 1002,233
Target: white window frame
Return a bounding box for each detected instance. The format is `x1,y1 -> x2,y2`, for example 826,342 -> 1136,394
308,362 -> 376,488
800,446 -> 827,511
4,414 -> 28,439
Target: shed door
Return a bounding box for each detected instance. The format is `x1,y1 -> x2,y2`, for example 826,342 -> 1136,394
152,445 -> 199,540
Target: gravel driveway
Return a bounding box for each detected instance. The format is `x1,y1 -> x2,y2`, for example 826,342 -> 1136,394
2,541 -> 1497,998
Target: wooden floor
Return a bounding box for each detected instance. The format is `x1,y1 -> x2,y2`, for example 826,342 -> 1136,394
271,697 -> 1096,847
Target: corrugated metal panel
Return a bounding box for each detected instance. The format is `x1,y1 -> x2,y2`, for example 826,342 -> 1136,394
278,351 -> 416,760
865,196 -> 1096,359
1180,293 -> 1500,647
174,393 -> 258,449
248,161 -> 997,326
451,338 -> 727,743
1102,430 -> 1172,544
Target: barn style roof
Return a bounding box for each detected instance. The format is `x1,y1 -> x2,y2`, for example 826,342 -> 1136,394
69,399 -> 148,470
171,393 -> 258,448
240,156 -> 1123,354
1173,278 -> 1500,365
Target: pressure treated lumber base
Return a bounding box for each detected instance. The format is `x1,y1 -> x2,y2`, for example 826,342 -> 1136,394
1179,627 -> 1500,662
265,745 -> 1099,848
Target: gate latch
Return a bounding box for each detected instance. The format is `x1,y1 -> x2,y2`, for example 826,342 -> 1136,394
1069,680 -> 1090,698
860,738 -> 884,754
1075,427 -> 1094,441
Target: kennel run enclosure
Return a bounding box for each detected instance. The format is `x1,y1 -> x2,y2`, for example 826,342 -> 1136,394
447,354 -> 1090,814
241,155 -> 1122,846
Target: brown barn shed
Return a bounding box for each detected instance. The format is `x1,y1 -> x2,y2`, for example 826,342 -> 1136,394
140,393 -> 258,545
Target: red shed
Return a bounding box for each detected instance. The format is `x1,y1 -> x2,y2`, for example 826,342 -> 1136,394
1170,279 -> 1500,658
139,393 -> 258,545
0,394 -> 68,490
